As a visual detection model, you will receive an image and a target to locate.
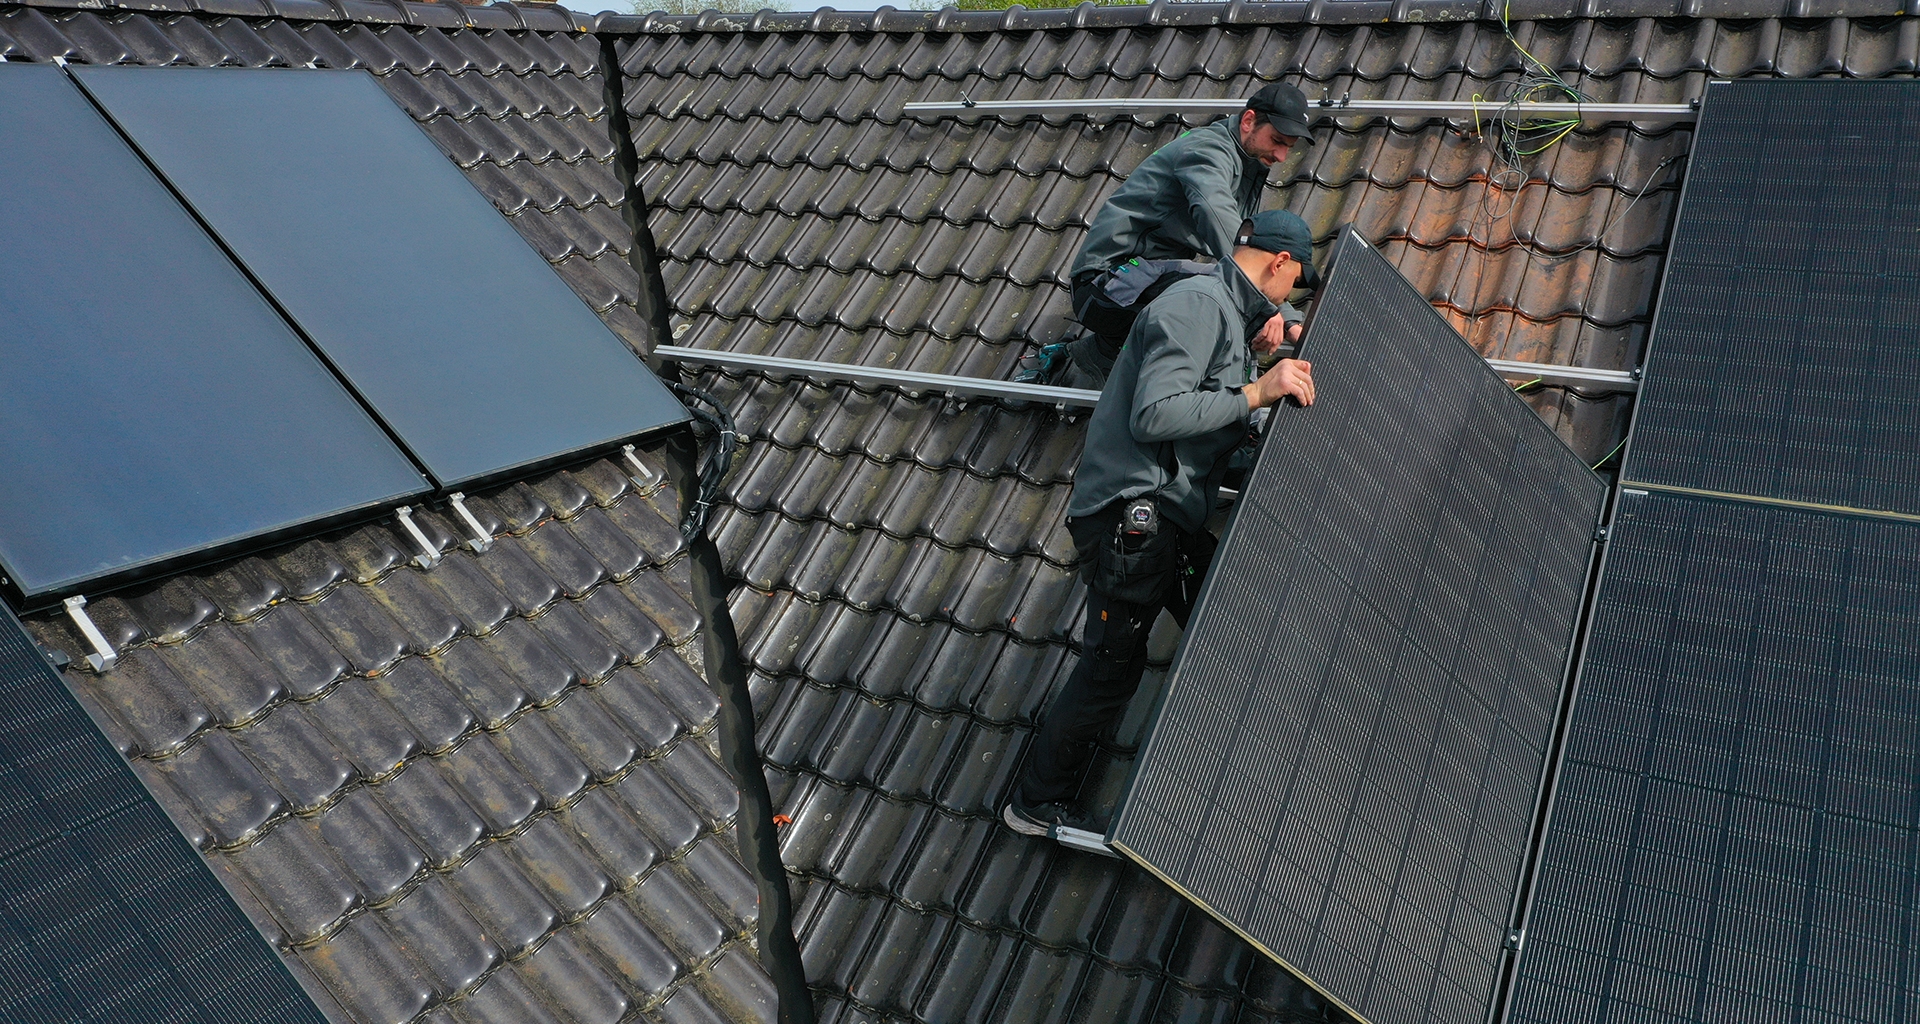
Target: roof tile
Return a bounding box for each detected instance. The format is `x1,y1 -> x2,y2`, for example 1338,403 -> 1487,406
303,911 -> 435,1024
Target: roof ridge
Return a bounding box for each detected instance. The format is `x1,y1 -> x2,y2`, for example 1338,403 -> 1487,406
592,0 -> 1902,37
8,0 -> 595,35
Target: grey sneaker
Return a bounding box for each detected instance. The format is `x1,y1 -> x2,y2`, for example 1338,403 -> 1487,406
1002,798 -> 1098,837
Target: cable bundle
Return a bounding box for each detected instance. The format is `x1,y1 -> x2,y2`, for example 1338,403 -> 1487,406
667,381 -> 739,541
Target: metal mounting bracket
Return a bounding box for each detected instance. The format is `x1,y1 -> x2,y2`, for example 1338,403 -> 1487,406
446,492 -> 493,553
1053,825 -> 1122,859
394,506 -> 442,569
62,595 -> 117,673
623,443 -> 665,492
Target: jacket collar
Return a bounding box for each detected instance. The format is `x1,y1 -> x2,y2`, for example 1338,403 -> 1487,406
1216,256 -> 1279,336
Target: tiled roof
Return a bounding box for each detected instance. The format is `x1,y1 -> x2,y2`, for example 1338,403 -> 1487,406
7,0 -> 1916,1022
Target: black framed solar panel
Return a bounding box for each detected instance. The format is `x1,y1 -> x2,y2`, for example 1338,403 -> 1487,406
1508,488 -> 1920,1024
1623,79 -> 1920,517
0,604 -> 330,1024
0,63 -> 430,605
71,65 -> 688,490
1109,230 -> 1606,1024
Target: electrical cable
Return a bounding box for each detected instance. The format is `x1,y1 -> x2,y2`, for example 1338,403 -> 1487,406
667,381 -> 739,541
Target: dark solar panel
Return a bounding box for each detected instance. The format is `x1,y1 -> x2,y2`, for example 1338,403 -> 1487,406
0,63 -> 428,603
1109,230 -> 1606,1024
1508,488 -> 1920,1024
0,604 -> 330,1024
72,65 -> 687,490
1624,79 -> 1920,516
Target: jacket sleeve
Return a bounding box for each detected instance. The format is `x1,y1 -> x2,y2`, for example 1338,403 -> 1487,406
1128,291 -> 1250,443
1174,133 -> 1246,261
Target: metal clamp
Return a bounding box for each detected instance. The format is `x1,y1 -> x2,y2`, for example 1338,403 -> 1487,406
393,506 -> 442,569
1053,825 -> 1121,859
622,443 -> 664,491
62,595 -> 117,673
446,492 -> 493,553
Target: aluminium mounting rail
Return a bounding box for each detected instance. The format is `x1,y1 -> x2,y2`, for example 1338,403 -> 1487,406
655,346 -> 1638,403
901,98 -> 1698,124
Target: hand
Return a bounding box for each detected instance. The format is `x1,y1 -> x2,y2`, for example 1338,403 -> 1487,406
1250,311 -> 1297,356
1245,357 -> 1314,410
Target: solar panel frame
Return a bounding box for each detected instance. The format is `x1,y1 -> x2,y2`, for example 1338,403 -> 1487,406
0,63 -> 431,605
1109,230 -> 1607,1024
71,65 -> 689,491
0,603 -> 331,1024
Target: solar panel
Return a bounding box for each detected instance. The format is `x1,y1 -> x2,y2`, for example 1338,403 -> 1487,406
1109,230 -> 1606,1024
1507,488 -> 1920,1024
0,603 -> 330,1024
72,65 -> 688,490
0,63 -> 429,604
1623,80 -> 1920,516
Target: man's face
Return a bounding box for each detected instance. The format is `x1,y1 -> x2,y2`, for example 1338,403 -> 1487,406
1238,111 -> 1296,166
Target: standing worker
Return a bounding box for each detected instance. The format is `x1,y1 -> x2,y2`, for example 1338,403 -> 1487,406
1004,210 -> 1322,837
1030,83 -> 1317,388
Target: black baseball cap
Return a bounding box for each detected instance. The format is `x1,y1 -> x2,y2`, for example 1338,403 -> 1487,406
1235,210 -> 1321,290
1247,82 -> 1315,144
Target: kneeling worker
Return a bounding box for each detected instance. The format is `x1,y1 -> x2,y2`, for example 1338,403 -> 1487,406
1005,209 -> 1321,836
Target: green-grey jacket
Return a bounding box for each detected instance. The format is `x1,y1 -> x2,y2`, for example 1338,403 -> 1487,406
1070,118 -> 1267,279
1068,258 -> 1278,534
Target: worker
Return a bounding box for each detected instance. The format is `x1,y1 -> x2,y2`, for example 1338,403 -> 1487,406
1004,209 -> 1322,837
1026,82 -> 1316,389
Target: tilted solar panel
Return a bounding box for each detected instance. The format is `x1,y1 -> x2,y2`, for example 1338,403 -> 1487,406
72,66 -> 688,490
0,604 -> 330,1024
1109,230 -> 1606,1024
0,63 -> 429,604
1509,489 -> 1920,1024
1624,79 -> 1920,516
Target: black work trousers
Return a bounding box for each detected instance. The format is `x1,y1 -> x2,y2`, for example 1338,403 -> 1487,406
1016,502 -> 1217,807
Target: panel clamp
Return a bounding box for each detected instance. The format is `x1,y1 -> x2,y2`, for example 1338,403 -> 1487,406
622,443 -> 664,491
62,596 -> 117,673
394,506 -> 442,569
1593,525 -> 1609,543
1504,927 -> 1526,952
1053,825 -> 1121,859
446,492 -> 493,553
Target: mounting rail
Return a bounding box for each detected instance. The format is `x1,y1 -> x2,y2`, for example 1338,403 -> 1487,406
657,347 -> 1638,402
902,97 -> 1697,124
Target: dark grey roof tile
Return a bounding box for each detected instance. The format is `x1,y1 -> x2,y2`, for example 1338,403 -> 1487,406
441,731 -> 544,834
303,582 -> 414,675
1022,854 -> 1121,949
694,946 -> 780,1024
378,758 -> 488,868
568,785 -> 664,888
81,646 -> 209,757
429,640 -> 530,731
622,569 -> 702,647
797,884 -> 885,990
758,680 -> 838,773
370,660 -> 475,756
382,874 -> 500,996
233,702 -> 354,813
508,814 -> 611,917
310,677 -> 419,781
660,739 -> 741,830
933,720 -> 1024,816
368,567 -> 468,655
992,943 -> 1089,1024
846,902 -> 946,1015
631,865 -> 730,962
317,786 -> 427,903
1066,963 -> 1158,1024
154,624 -> 283,728
474,536 -> 565,617
541,691 -> 639,780
229,817 -> 358,944
913,920 -> 1019,1022
417,556 -> 516,638
336,22 -> 405,74
1166,913 -> 1256,991
891,624 -> 993,709
514,926 -> 625,1022
872,709 -> 966,801
637,647 -> 720,734
892,809 -> 995,911
573,896 -> 683,998
449,841 -> 560,954
614,759 -> 707,856
965,636 -> 1068,726
679,840 -> 759,934
303,910 -> 435,1024
154,728 -> 285,848
481,617 -> 581,705
574,583 -> 666,665
831,797 -> 929,893
594,665 -> 689,754
528,598 -> 623,682
495,710 -> 593,808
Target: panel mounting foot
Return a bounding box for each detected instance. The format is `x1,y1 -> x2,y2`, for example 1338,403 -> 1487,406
1053,825 -> 1120,859
446,492 -> 493,553
394,506 -> 442,569
623,443 -> 663,491
62,595 -> 117,673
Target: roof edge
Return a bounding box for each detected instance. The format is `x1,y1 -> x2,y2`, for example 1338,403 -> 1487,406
6,0 -> 599,33
593,0 -> 1914,35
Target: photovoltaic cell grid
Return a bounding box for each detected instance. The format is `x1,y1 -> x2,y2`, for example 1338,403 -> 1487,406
1111,232 -> 1605,1024
72,65 -> 688,490
0,605 -> 329,1024
1509,489 -> 1920,1024
0,63 -> 429,603
1625,79 -> 1920,516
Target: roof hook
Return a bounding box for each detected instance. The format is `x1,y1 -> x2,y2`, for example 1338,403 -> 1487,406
62,596 -> 117,673
958,90 -> 977,109
446,492 -> 493,553
623,443 -> 664,492
394,506 -> 442,569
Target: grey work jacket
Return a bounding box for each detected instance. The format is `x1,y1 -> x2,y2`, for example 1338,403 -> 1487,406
1068,259 -> 1278,534
1070,118 -> 1268,279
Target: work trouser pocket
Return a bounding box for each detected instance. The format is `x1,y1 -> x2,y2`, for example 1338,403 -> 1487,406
1092,527 -> 1180,606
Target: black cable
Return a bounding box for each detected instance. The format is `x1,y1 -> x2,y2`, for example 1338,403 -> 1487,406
667,381 -> 739,540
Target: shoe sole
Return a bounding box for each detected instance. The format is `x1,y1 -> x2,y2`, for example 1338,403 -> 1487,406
1001,803 -> 1051,838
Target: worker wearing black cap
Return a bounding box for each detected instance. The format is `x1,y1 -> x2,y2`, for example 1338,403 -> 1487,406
1006,209 -> 1320,838
1036,82 -> 1317,387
